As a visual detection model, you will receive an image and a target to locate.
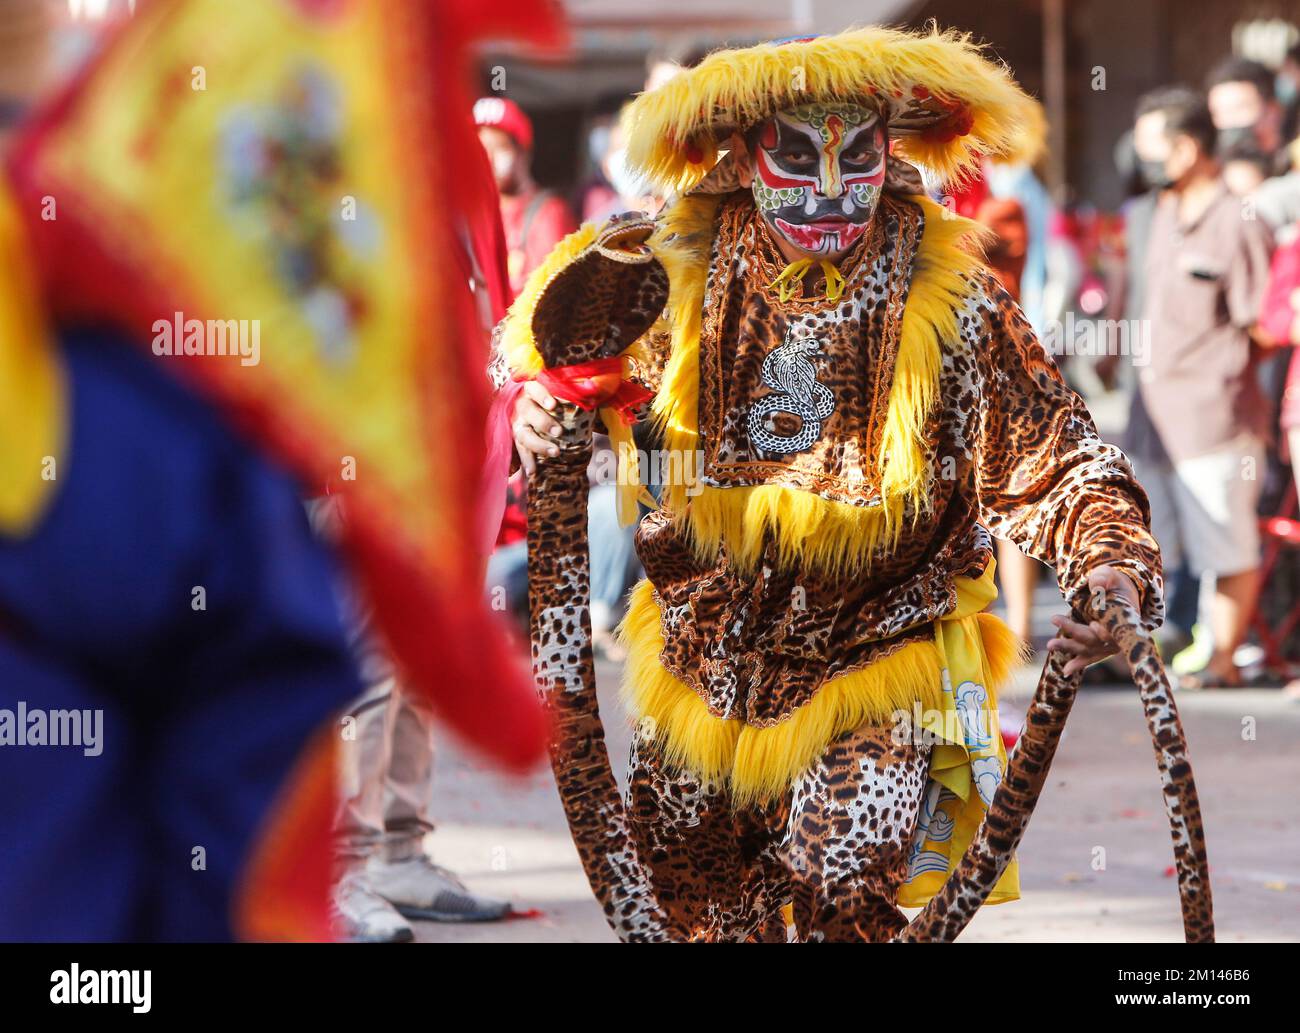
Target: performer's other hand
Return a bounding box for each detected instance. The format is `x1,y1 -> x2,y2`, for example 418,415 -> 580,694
512,381 -> 562,477
1046,565 -> 1141,678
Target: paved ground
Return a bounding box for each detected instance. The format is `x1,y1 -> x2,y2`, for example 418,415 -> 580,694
414,647 -> 1300,943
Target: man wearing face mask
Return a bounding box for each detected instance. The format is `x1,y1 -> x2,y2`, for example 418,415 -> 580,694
1208,55 -> 1300,237
475,96 -> 576,296
1130,86 -> 1273,690
490,27 -> 1162,941
1276,43 -> 1300,143
1206,57 -> 1287,175
1118,88 -> 1214,663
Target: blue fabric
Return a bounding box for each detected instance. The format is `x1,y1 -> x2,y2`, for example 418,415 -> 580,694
0,330 -> 361,941
587,483 -> 637,613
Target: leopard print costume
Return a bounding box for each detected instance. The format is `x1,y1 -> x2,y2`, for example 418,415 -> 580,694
626,717 -> 930,941
498,194 -> 1212,942
633,194 -> 1161,747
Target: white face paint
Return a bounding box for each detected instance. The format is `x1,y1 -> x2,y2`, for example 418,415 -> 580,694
750,102 -> 887,260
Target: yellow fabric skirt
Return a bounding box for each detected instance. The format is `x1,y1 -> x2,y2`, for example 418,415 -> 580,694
620,561 -> 1022,907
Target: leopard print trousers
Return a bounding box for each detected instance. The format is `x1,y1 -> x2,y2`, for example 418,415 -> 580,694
625,720 -> 931,942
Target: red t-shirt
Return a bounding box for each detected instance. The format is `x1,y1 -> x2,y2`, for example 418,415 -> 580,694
1259,233 -> 1300,431
500,187 -> 577,296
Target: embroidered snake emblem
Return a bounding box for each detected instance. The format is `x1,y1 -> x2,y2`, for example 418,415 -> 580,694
746,333 -> 835,455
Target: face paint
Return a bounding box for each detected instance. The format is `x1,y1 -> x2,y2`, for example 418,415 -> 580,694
751,102 -> 886,260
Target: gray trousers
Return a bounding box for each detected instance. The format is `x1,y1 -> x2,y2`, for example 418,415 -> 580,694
335,677 -> 436,865
310,496 -> 437,868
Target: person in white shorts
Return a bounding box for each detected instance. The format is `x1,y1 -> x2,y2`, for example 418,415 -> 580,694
1133,86 -> 1274,687
1133,436 -> 1264,685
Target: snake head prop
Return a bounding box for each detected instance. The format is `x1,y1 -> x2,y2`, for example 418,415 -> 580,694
529,212 -> 669,368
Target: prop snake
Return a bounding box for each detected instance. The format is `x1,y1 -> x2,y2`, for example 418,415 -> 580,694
521,222 -> 1213,943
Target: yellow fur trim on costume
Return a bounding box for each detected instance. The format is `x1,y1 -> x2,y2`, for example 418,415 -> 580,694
649,192 -> 988,575
622,578 -> 1028,806
646,191 -> 712,526
1002,96 -> 1049,170
0,183 -> 65,537
729,644 -> 943,805
623,25 -> 1036,194
880,195 -> 990,507
621,578 -> 743,780
974,609 -> 1029,690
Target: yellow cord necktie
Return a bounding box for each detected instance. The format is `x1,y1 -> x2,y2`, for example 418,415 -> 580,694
768,258 -> 845,303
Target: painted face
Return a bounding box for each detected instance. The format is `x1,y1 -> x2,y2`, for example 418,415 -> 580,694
751,102 -> 886,260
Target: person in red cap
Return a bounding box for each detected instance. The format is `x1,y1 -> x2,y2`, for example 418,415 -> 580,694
475,95 -> 577,295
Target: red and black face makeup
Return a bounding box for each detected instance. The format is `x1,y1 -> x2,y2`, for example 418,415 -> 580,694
751,101 -> 886,259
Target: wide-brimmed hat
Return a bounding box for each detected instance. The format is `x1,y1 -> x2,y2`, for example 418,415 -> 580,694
623,25 -> 1039,195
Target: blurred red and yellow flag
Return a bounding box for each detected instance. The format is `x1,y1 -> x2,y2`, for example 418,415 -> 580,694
7,0 -> 561,768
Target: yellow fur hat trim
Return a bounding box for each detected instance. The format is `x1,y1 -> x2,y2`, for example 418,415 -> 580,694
649,191 -> 989,575
1000,96 -> 1049,169
623,24 -> 1037,194
620,578 -> 1024,805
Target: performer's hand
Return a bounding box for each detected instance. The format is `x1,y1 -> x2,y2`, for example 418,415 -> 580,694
1046,566 -> 1142,678
512,380 -> 562,477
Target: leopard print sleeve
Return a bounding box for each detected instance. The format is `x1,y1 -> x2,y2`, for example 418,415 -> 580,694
624,319 -> 673,413
486,319 -> 511,390
962,272 -> 1165,628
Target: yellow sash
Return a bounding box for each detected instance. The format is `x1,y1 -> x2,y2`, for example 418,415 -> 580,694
899,563 -> 1021,906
